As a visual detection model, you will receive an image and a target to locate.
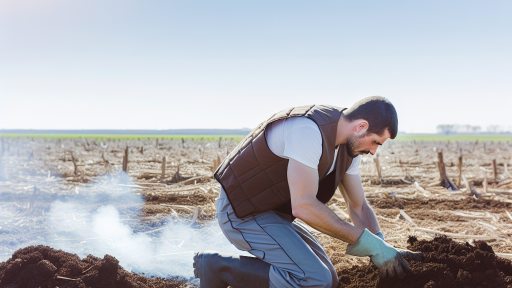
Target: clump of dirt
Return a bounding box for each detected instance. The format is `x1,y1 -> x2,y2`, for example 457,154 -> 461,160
167,167 -> 191,184
370,197 -> 511,211
144,191 -> 215,207
142,190 -> 217,220
0,245 -> 188,288
137,172 -> 160,180
370,179 -> 407,186
472,179 -> 499,186
337,236 -> 512,288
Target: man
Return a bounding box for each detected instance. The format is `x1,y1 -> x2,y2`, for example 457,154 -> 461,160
193,97 -> 421,288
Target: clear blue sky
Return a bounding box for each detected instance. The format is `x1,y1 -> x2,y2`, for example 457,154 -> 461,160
1,0 -> 511,133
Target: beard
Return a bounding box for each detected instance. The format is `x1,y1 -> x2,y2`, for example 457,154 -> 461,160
346,133 -> 370,158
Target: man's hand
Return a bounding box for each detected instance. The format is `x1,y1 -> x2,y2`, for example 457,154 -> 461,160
373,231 -> 422,262
397,249 -> 422,261
346,229 -> 417,278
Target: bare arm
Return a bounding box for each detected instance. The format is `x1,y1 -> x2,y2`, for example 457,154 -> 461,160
288,159 -> 363,244
340,173 -> 381,234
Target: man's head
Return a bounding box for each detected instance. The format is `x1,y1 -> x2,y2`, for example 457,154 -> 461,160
343,96 -> 398,157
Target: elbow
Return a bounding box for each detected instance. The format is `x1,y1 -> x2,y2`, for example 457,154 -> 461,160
291,200 -> 309,219
291,203 -> 304,219
291,196 -> 318,219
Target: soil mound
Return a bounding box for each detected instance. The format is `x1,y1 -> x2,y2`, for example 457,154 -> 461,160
371,197 -> 511,211
338,236 -> 512,288
0,245 -> 188,288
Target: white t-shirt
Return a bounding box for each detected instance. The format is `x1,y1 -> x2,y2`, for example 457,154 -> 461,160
264,117 -> 360,175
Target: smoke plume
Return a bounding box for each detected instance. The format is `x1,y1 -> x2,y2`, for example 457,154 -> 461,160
0,148 -> 245,280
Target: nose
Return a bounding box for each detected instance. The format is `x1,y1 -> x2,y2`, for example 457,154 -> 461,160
370,146 -> 379,155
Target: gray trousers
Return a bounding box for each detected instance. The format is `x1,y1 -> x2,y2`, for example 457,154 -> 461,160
216,187 -> 339,288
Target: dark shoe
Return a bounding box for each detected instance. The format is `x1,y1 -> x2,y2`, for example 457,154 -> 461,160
193,250 -> 270,288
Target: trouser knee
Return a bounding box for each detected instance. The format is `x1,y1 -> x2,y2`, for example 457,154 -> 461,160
301,266 -> 335,288
317,268 -> 335,288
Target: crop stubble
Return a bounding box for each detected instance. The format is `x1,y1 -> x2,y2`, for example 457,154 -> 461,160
0,137 -> 511,287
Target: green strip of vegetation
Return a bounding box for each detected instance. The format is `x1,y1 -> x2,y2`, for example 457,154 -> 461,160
395,134 -> 512,142
0,134 -> 246,141
3,133 -> 511,143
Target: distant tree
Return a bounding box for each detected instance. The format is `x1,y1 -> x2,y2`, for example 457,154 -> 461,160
437,125 -> 447,134
486,125 -> 501,133
437,124 -> 457,135
436,124 -> 503,134
461,125 -> 472,133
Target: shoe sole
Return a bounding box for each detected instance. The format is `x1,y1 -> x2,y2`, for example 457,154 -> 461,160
193,251 -> 203,279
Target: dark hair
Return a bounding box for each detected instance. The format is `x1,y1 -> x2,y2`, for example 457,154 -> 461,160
344,96 -> 398,139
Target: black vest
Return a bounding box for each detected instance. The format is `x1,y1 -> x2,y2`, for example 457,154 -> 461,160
214,105 -> 354,219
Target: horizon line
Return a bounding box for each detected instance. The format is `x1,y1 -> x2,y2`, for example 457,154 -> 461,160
1,129 -> 512,136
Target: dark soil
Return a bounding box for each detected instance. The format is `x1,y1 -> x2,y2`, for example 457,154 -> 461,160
370,179 -> 407,186
337,236 -> 512,288
370,197 -> 512,212
0,245 -> 188,288
144,191 -> 215,207
141,190 -> 217,219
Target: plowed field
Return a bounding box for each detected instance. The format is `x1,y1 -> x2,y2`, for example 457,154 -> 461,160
1,137 -> 511,287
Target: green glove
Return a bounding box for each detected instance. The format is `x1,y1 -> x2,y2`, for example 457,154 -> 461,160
374,232 -> 422,261
398,249 -> 422,261
346,229 -> 412,278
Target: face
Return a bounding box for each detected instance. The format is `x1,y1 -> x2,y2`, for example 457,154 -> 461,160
346,129 -> 391,158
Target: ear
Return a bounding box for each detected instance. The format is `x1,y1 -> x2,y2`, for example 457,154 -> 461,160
354,120 -> 369,134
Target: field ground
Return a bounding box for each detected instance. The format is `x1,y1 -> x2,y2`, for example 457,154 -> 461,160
0,134 -> 245,141
1,136 -> 511,287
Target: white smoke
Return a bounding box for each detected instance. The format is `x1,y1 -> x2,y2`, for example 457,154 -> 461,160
45,199 -> 246,279
0,166 -> 246,280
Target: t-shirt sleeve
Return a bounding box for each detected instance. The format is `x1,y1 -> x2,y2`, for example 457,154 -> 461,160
345,155 -> 361,175
282,125 -> 322,169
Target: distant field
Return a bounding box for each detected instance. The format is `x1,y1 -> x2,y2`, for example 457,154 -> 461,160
2,133 -> 512,143
395,134 -> 512,142
0,134 -> 246,141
